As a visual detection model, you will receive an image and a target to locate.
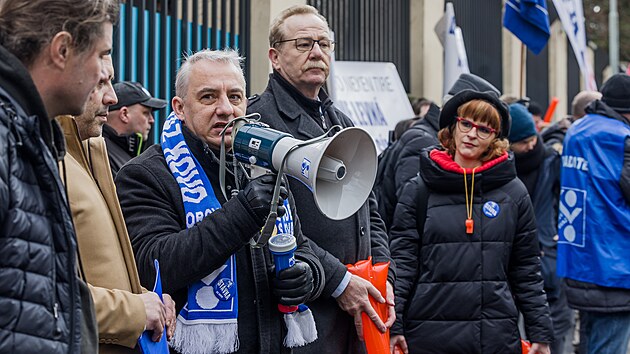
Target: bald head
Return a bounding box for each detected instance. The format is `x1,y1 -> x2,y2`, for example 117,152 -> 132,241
571,90 -> 602,119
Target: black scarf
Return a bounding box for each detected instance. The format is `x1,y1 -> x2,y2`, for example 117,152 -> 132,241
513,135 -> 545,196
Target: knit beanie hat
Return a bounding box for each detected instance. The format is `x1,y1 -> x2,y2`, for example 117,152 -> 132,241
508,103 -> 537,143
601,73 -> 630,113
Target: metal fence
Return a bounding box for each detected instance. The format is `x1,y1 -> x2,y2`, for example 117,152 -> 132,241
451,0 -> 504,95
309,0 -> 411,91
113,0 -> 250,144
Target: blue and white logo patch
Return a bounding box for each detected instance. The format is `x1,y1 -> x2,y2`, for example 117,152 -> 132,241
301,158 -> 311,179
483,201 -> 500,218
558,188 -> 586,247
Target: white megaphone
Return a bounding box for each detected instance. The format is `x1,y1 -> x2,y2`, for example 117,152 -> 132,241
231,123 -> 377,220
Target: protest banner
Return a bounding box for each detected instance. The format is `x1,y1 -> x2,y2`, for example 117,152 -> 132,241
330,61 -> 414,153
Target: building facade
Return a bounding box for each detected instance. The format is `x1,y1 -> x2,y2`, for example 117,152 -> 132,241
114,0 -> 592,144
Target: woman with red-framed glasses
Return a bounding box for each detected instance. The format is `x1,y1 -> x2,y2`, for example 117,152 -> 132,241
389,90 -> 553,354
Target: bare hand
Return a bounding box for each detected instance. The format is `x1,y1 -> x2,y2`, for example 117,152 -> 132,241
390,335 -> 408,354
385,281 -> 396,328
140,292 -> 166,342
529,342 -> 550,354
336,274 -> 387,340
163,293 -> 176,341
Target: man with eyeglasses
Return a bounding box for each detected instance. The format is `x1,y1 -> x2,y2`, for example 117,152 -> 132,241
248,5 -> 395,354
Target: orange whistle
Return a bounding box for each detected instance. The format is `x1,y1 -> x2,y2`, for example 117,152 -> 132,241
466,219 -> 474,234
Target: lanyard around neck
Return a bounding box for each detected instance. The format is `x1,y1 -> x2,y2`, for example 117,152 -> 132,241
463,167 -> 477,234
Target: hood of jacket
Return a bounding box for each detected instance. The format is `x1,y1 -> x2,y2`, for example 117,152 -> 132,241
420,148 -> 516,194
585,99 -> 630,126
409,102 -> 440,134
540,116 -> 572,141
0,44 -> 65,158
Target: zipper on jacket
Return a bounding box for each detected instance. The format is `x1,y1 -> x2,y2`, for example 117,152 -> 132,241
52,302 -> 61,336
50,250 -> 62,338
41,136 -> 64,340
42,140 -> 78,352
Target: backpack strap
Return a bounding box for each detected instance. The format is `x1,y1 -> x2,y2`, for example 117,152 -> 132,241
415,174 -> 429,236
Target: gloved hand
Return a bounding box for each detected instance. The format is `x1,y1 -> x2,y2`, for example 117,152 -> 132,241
238,174 -> 288,225
272,260 -> 314,306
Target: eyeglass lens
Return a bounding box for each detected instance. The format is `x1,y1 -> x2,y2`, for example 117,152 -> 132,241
295,38 -> 334,53
458,119 -> 494,139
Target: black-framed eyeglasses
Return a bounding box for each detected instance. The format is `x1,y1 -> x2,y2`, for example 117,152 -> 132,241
456,117 -> 497,140
273,37 -> 335,54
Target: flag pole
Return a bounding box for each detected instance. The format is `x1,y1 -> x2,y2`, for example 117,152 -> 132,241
519,43 -> 526,98
609,0 -> 619,73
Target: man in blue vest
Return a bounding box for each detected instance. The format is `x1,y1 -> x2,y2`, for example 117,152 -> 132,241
557,73 -> 630,354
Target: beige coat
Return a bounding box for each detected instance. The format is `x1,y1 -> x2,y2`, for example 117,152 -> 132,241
58,116 -> 146,353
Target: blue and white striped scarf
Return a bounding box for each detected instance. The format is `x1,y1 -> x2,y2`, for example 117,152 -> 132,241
162,112 -> 294,354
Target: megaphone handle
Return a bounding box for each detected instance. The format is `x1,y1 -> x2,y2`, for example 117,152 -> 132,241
249,172 -> 285,248
249,211 -> 277,248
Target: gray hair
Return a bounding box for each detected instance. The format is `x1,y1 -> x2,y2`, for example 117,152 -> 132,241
269,5 -> 330,47
175,48 -> 245,98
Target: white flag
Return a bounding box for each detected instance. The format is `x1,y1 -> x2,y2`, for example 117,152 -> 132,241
435,3 -> 470,97
552,0 -> 597,91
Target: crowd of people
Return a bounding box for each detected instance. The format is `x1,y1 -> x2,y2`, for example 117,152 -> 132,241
1,1 -> 628,354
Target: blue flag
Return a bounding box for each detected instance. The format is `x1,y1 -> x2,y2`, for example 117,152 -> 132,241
138,260 -> 169,354
503,0 -> 551,54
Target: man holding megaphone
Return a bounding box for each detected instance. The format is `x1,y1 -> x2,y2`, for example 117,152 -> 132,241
248,5 -> 396,354
115,49 -> 325,354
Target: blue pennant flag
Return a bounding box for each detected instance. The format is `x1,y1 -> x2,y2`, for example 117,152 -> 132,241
503,0 -> 551,55
138,260 -> 169,354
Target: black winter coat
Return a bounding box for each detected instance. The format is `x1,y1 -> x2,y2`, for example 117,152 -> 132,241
115,126 -> 324,354
0,45 -> 82,353
102,124 -> 142,177
248,73 -> 392,354
390,149 -> 553,353
514,138 -> 561,252
374,104 -> 440,231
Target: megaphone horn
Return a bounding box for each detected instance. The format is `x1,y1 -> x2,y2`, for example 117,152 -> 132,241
232,123 -> 377,220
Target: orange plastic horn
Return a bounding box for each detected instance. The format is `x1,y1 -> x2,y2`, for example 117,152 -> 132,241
346,257 -> 391,354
